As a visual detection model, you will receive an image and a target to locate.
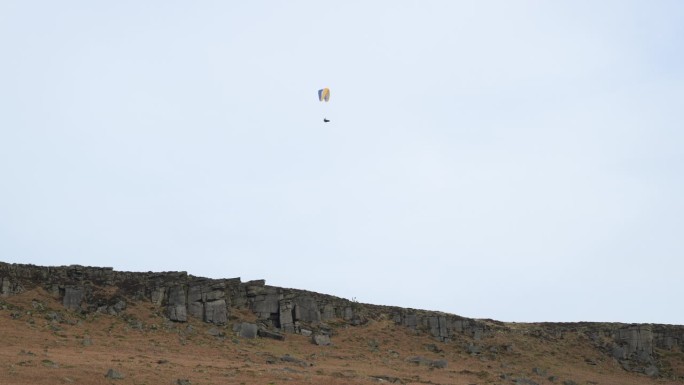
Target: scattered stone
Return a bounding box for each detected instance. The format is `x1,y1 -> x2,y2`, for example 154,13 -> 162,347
532,367 -> 547,376
619,360 -> 631,370
312,333 -> 331,346
280,354 -> 309,367
31,300 -> 45,311
514,378 -> 539,385
207,326 -> 223,337
331,370 -> 358,378
368,339 -> 380,350
237,322 -> 257,339
110,300 -> 126,314
176,379 -> 191,385
407,356 -> 431,366
430,359 -> 448,369
104,369 -> 125,380
41,359 -> 58,368
300,328 -> 312,337
645,365 -> 659,377
127,319 -> 144,330
369,374 -> 404,383
286,366 -> 307,374
258,328 -> 285,340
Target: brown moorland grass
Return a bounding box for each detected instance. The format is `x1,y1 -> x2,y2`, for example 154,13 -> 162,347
0,289 -> 681,385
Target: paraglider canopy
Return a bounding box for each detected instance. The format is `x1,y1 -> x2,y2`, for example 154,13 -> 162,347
318,88 -> 330,102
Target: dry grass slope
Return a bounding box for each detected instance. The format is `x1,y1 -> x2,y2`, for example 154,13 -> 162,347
1,289 -> 682,385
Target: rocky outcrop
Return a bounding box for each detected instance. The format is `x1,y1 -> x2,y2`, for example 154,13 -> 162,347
187,281 -> 228,324
612,325 -> 654,360
521,321 -> 684,378
166,285 -> 187,322
1,275 -> 25,296
1,261 -> 683,379
0,262 -> 493,342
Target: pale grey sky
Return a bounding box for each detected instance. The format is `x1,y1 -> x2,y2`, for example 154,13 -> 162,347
1,1 -> 683,324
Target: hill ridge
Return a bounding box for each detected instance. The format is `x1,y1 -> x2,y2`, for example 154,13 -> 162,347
2,261 -> 683,383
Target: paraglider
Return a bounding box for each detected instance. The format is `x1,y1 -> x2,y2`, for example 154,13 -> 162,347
318,88 -> 330,122
318,88 -> 330,102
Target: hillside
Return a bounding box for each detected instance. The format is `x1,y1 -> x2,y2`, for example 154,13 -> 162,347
1,262 -> 683,385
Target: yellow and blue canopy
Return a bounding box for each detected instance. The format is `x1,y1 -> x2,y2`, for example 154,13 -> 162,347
318,88 -> 330,102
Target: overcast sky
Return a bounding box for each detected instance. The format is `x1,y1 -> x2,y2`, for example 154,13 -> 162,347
1,1 -> 683,324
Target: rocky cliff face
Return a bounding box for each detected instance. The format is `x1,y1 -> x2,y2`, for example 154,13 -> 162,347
1,261 -> 682,378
